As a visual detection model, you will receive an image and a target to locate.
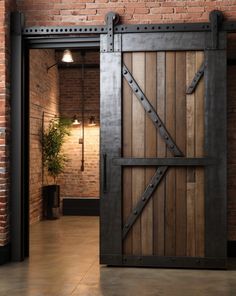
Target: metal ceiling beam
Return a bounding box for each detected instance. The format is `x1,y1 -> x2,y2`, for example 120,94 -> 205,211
26,36 -> 100,49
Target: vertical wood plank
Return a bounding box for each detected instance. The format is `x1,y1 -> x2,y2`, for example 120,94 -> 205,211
165,52 -> 176,256
186,51 -> 196,257
154,52 -> 166,256
175,52 -> 187,256
141,52 -> 156,255
132,52 -> 145,255
123,53 -> 133,255
195,51 -> 205,257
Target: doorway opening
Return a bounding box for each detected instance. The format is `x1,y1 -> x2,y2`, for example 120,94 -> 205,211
29,47 -> 100,256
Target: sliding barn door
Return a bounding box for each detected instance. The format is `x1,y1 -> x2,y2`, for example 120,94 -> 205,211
100,32 -> 227,268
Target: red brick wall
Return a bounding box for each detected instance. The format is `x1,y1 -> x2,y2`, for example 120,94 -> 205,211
16,0 -> 236,26
0,0 -> 16,246
0,1 -> 9,247
58,51 -> 100,198
29,49 -> 59,224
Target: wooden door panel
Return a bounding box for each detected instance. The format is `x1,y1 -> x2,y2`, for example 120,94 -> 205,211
122,51 -> 205,257
165,52 -> 176,256
100,30 -> 226,268
123,53 -> 133,255
154,52 -> 166,256
186,51 -> 196,257
175,51 -> 187,257
195,51 -> 205,257
132,52 -> 145,255
143,52 -> 156,255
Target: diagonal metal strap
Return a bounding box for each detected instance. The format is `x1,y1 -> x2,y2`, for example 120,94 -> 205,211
122,166 -> 168,240
123,64 -> 183,157
186,62 -> 205,94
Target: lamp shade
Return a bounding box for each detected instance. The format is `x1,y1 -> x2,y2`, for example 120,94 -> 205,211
62,49 -> 74,63
88,116 -> 96,127
72,115 -> 81,126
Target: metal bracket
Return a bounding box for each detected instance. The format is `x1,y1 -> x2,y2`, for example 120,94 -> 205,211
123,64 -> 183,157
186,62 -> 205,94
105,12 -> 119,52
209,10 -> 223,49
11,11 -> 25,35
122,166 -> 168,240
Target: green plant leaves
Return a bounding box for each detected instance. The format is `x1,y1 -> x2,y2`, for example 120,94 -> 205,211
42,118 -> 71,182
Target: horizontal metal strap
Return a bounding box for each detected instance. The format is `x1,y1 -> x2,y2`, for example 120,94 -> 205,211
123,64 -> 183,157
186,62 -> 205,94
113,157 -> 215,166
23,22 -> 212,37
100,254 -> 226,269
122,166 -> 168,240
26,36 -> 100,49
223,21 -> 236,31
23,21 -> 236,38
23,26 -> 107,36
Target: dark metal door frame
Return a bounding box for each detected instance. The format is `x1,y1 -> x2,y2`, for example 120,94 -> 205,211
10,12 -> 101,262
10,9 -> 232,264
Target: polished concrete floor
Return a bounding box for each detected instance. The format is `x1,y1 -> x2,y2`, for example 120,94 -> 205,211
0,216 -> 236,296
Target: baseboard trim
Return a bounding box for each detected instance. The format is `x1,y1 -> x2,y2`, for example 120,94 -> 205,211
0,244 -> 10,265
63,198 -> 100,216
228,240 -> 236,257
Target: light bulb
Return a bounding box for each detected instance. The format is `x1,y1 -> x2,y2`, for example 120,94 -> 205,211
62,49 -> 74,63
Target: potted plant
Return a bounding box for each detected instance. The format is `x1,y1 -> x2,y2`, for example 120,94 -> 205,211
42,117 -> 71,219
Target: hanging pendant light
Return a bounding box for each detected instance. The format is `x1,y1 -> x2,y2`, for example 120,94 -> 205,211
62,49 -> 74,63
72,115 -> 81,126
47,49 -> 74,72
88,116 -> 96,127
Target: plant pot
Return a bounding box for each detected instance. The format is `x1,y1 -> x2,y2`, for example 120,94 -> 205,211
43,185 -> 60,219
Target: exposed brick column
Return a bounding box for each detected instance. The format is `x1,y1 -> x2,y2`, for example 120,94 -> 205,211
0,0 -> 16,247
